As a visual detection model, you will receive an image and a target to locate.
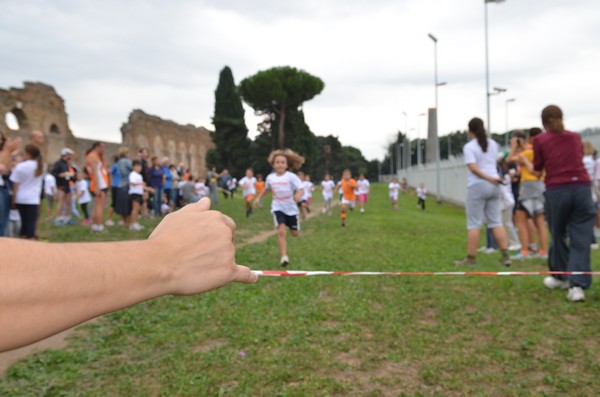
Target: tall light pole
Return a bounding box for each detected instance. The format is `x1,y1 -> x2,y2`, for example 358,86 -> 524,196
504,98 -> 515,147
485,0 -> 506,134
428,32 -> 442,203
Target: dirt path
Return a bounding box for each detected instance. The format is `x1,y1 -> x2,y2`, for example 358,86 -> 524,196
0,203 -> 334,376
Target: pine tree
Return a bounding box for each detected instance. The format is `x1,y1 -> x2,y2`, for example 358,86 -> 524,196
209,66 -> 250,176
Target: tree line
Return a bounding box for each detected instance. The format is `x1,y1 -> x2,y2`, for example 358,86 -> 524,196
206,66 -> 378,180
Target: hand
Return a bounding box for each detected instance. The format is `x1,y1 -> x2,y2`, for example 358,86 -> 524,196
5,137 -> 22,153
148,197 -> 257,295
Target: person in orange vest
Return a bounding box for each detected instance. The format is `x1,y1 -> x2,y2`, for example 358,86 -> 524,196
336,169 -> 358,227
85,142 -> 109,233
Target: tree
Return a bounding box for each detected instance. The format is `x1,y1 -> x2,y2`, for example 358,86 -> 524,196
208,66 -> 250,175
239,66 -> 324,149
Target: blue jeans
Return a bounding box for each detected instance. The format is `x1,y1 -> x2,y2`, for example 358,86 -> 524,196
0,187 -> 9,236
153,187 -> 163,215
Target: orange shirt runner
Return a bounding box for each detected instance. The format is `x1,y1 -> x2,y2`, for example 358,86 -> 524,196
341,179 -> 357,201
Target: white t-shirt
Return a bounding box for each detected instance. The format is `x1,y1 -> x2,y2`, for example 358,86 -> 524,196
238,176 -> 257,197
357,179 -> 370,195
389,182 -> 400,196
10,160 -> 44,205
265,171 -> 303,215
76,179 -> 92,204
321,180 -> 335,198
194,182 -> 207,197
129,171 -> 144,195
302,181 -> 314,200
44,173 -> 57,196
416,187 -> 427,200
463,138 -> 499,188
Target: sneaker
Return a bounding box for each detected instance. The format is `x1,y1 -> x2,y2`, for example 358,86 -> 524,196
105,219 -> 115,227
280,256 -> 289,267
500,255 -> 512,267
484,248 -> 498,254
53,219 -> 65,227
511,251 -> 531,260
129,223 -> 144,231
454,256 -> 476,266
118,220 -> 125,226
508,244 -> 522,251
535,251 -> 549,260
543,276 -> 569,290
567,286 -> 585,302
477,246 -> 488,253
360,208 -> 365,213
65,218 -> 75,225
81,219 -> 91,226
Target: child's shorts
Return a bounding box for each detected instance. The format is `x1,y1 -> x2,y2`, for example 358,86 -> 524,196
130,194 -> 143,205
273,211 -> 300,231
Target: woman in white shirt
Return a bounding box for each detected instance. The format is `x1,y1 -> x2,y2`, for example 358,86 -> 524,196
455,118 -> 511,267
9,144 -> 45,239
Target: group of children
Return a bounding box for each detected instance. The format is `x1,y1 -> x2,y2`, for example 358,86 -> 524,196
244,148 -> 428,266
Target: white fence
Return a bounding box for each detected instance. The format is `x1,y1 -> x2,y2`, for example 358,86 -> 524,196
386,131 -> 600,207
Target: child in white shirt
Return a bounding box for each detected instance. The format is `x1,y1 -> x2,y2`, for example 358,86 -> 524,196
238,168 -> 257,217
254,149 -> 305,267
75,171 -> 92,225
356,174 -> 370,213
321,174 -> 335,215
416,183 -> 427,211
389,178 -> 400,210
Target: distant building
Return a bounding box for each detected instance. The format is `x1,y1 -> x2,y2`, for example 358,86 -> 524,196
0,82 -> 214,177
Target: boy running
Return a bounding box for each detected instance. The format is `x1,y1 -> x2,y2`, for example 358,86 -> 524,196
321,174 -> 335,215
336,169 -> 357,227
254,149 -> 305,267
238,168 -> 257,217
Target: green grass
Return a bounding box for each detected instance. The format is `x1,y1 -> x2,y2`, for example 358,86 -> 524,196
2,184 -> 600,396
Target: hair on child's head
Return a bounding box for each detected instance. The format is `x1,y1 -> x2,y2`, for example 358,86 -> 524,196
268,149 -> 305,171
132,159 -> 142,167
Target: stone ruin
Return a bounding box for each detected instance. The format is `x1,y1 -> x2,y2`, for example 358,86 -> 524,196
0,82 -> 214,178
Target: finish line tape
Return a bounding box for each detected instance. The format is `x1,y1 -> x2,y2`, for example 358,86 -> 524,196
253,270 -> 600,277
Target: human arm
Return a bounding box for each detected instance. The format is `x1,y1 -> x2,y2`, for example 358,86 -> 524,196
0,198 -> 258,352
466,163 -> 503,185
0,137 -> 21,175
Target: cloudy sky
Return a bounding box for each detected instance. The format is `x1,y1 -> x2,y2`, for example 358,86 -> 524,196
1,0 -> 599,160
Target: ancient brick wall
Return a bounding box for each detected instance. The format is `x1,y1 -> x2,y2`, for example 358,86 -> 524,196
1,82 -> 214,178
121,109 -> 214,179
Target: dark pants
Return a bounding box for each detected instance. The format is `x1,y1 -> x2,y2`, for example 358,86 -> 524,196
418,198 -> 425,210
81,202 -> 90,219
0,186 -> 9,236
486,227 -> 499,249
17,204 -> 39,239
545,185 -> 596,289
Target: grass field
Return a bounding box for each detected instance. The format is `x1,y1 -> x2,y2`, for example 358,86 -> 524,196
2,184 -> 600,396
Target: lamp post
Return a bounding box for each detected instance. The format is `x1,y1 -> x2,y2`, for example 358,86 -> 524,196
505,98 -> 515,147
428,32 -> 442,203
485,0 -> 506,134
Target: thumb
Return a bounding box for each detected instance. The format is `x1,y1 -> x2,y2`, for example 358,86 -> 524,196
180,197 -> 211,213
233,265 -> 259,284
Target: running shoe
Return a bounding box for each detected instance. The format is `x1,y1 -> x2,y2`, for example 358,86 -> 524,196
543,276 -> 569,290
567,286 -> 585,302
280,256 -> 289,267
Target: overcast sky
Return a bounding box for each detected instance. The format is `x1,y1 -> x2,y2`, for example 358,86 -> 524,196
1,0 -> 599,160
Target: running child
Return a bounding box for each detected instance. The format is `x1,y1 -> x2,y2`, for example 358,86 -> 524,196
255,174 -> 265,207
321,173 -> 335,215
336,169 -> 357,227
356,174 -> 370,213
303,174 -> 315,212
254,149 -> 305,267
389,177 -> 401,209
75,170 -> 92,226
238,168 -> 257,217
296,171 -> 309,220
416,183 -> 427,210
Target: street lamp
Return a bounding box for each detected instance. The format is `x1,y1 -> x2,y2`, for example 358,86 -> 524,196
428,32 -> 442,203
485,0 -> 506,134
505,98 -> 516,147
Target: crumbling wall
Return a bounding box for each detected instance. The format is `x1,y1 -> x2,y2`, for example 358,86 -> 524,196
121,109 -> 214,179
